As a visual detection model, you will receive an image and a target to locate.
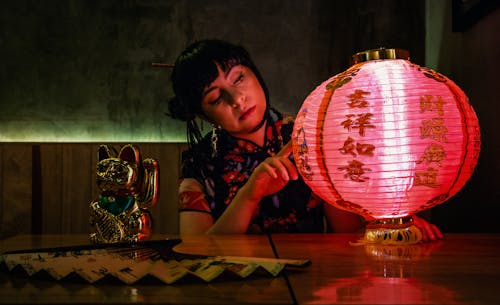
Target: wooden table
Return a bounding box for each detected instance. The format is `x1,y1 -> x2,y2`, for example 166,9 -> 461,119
1,233 -> 499,304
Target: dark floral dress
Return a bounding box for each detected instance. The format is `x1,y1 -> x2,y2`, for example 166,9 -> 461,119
179,108 -> 325,233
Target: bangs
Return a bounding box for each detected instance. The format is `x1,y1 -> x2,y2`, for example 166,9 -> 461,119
172,39 -> 266,116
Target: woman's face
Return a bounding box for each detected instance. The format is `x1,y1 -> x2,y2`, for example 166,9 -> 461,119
200,64 -> 267,140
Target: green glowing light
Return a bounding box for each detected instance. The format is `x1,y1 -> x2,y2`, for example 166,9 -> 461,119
0,121 -> 188,143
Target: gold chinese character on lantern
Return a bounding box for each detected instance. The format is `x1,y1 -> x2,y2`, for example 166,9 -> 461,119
338,160 -> 371,182
420,95 -> 446,116
420,118 -> 448,142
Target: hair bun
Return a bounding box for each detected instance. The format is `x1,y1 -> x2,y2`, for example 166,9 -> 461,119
167,96 -> 195,122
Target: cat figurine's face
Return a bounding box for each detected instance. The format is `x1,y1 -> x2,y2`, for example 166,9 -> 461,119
96,144 -> 142,196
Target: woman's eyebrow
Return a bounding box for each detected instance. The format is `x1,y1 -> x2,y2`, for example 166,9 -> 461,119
224,66 -> 233,76
202,85 -> 217,97
203,66 -> 241,97
224,65 -> 241,78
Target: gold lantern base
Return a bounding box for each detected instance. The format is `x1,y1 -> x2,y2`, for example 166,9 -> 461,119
362,216 -> 422,245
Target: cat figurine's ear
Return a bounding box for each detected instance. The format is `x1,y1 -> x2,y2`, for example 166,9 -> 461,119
98,145 -> 118,161
118,144 -> 142,166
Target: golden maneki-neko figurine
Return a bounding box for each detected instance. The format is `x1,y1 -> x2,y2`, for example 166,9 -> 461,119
89,144 -> 159,244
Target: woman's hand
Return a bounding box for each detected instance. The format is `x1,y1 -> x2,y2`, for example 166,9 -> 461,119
243,142 -> 298,201
413,214 -> 444,242
207,142 -> 298,234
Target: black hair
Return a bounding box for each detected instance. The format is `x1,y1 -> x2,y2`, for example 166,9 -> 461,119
168,39 -> 270,148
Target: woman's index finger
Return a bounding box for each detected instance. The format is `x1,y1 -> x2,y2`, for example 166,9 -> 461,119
277,141 -> 293,157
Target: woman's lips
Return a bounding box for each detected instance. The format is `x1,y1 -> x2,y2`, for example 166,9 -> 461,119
239,105 -> 256,120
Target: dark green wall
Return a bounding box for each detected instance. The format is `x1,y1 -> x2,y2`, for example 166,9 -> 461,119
426,0 -> 500,233
2,0 -> 498,232
0,0 -> 424,142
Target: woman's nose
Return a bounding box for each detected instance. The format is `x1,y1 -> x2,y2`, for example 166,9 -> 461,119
228,90 -> 245,108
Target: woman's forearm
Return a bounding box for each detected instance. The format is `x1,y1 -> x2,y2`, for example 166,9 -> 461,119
207,184 -> 262,234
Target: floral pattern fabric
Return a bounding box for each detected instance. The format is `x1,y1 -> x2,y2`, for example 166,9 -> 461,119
179,108 -> 325,233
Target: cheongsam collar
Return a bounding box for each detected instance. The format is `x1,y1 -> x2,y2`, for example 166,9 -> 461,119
218,108 -> 284,156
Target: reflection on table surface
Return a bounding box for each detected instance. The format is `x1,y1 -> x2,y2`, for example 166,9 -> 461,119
1,233 -> 500,304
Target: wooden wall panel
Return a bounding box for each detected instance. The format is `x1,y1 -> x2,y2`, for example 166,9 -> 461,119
1,142 -> 186,238
39,144 -> 63,234
0,144 -> 32,238
60,144 -> 96,234
39,143 -> 95,235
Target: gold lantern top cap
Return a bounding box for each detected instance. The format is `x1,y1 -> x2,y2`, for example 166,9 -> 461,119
350,48 -> 410,65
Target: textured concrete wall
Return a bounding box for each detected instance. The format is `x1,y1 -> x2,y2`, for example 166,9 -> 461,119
5,0 -> 499,233
0,0 -> 425,142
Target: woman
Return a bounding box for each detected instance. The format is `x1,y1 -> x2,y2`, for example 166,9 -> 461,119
168,39 -> 442,241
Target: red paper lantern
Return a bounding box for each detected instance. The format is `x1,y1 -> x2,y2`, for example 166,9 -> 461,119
292,48 -> 481,244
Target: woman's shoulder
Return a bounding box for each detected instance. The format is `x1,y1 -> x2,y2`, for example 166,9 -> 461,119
269,108 -> 295,127
282,113 -> 295,125
269,107 -> 293,120
279,112 -> 296,141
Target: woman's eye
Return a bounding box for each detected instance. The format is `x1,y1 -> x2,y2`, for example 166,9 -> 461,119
209,95 -> 222,105
234,73 -> 244,85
